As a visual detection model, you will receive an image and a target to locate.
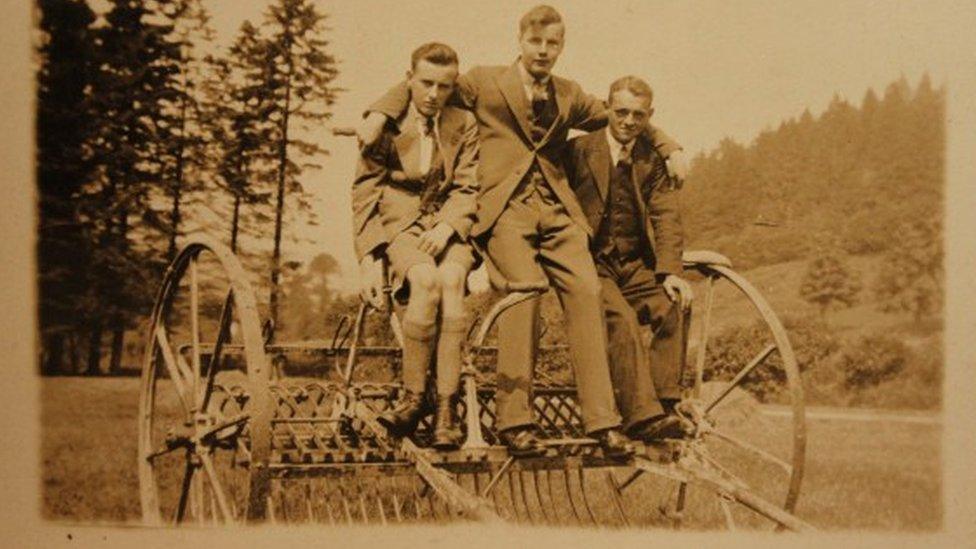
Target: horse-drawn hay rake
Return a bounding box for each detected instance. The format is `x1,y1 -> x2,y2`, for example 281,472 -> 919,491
138,236 -> 814,531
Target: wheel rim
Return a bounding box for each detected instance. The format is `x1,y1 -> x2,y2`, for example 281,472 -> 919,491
138,236 -> 273,525
658,262 -> 806,530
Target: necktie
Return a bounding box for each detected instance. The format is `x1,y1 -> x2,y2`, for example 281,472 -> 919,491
419,117 -> 443,212
531,80 -> 548,115
419,116 -> 436,175
617,143 -> 632,169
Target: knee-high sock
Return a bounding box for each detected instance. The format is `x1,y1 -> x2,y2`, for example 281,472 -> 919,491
400,317 -> 437,393
435,316 -> 468,397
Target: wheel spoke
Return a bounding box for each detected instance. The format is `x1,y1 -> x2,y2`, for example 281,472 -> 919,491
704,343 -> 777,413
692,276 -> 716,397
173,459 -> 194,524
201,289 -> 235,412
154,327 -> 192,414
198,451 -> 234,522
705,428 -> 793,475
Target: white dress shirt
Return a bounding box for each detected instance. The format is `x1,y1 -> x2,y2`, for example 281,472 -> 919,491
406,103 -> 441,175
516,58 -> 551,103
605,128 -> 633,166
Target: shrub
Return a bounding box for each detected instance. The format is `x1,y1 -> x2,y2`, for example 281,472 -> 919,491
840,334 -> 911,389
702,314 -> 839,402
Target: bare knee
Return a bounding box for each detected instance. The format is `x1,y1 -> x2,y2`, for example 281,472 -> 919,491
407,265 -> 441,308
437,264 -> 467,298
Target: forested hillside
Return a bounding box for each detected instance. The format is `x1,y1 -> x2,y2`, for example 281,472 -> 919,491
681,75 -> 944,270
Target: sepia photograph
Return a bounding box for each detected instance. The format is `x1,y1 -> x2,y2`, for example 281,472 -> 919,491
7,0 -> 976,544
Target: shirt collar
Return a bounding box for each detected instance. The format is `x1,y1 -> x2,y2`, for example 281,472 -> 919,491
605,127 -> 633,165
403,101 -> 441,136
516,57 -> 551,100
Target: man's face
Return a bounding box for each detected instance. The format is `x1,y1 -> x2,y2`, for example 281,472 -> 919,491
607,89 -> 653,144
407,59 -> 458,117
518,23 -> 565,79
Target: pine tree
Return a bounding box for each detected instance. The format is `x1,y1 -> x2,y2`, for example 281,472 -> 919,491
36,0 -> 97,374
874,219 -> 943,322
209,21 -> 278,255
799,250 -> 862,320
260,0 -> 340,329
85,0 -> 183,373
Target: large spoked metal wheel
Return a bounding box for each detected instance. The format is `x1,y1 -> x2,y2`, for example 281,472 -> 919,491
627,250 -> 808,531
138,237 -> 275,525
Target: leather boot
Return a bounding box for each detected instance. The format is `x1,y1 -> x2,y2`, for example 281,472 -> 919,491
377,390 -> 425,437
431,395 -> 462,450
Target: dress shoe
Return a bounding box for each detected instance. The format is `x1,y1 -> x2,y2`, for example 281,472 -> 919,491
595,428 -> 636,461
626,414 -> 692,443
431,395 -> 462,450
376,390 -> 425,437
498,426 -> 546,458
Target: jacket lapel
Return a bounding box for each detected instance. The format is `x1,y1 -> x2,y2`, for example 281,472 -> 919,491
585,131 -> 611,202
536,77 -> 570,147
437,107 -> 464,186
631,134 -> 651,220
496,62 -> 535,145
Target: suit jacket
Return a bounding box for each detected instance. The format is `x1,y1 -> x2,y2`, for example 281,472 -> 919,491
566,129 -> 684,276
351,105 -> 480,260
368,62 -> 681,238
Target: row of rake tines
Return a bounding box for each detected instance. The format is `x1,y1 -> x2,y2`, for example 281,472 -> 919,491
266,466 -> 645,527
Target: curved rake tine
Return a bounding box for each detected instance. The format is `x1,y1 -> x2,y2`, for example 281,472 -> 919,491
704,344 -> 776,414
706,428 -> 793,475
562,468 -> 584,526
517,470 -> 537,524
339,482 -> 354,524
531,470 -> 553,524
356,478 -> 370,524
303,483 -> 314,523
719,494 -> 737,531
389,477 -> 403,523
673,482 -> 688,528
545,469 -> 563,525
575,466 -> 599,526
324,488 -> 337,526
410,478 -> 425,520
506,471 -> 523,523
605,470 -> 631,527
374,482 -> 388,526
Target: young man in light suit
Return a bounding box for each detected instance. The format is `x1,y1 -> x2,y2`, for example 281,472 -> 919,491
565,76 -> 694,442
357,6 -> 685,459
352,43 -> 480,450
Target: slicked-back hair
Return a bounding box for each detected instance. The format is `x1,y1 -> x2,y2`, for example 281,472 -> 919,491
608,76 -> 654,106
410,42 -> 459,70
518,4 -> 563,36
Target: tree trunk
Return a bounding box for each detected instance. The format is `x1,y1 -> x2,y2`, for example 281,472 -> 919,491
86,321 -> 103,375
69,331 -> 81,373
168,183 -> 182,261
109,321 -> 125,375
230,192 -> 241,253
167,89 -> 189,261
269,36 -> 294,331
42,332 -> 64,376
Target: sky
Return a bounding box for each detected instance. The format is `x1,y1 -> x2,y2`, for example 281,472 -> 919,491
162,0 -> 973,292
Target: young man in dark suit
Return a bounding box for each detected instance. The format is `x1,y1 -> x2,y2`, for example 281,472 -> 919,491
565,76 -> 694,441
357,6 -> 684,459
352,43 -> 480,450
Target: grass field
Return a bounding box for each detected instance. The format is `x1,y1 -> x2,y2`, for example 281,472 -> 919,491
41,377 -> 941,531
